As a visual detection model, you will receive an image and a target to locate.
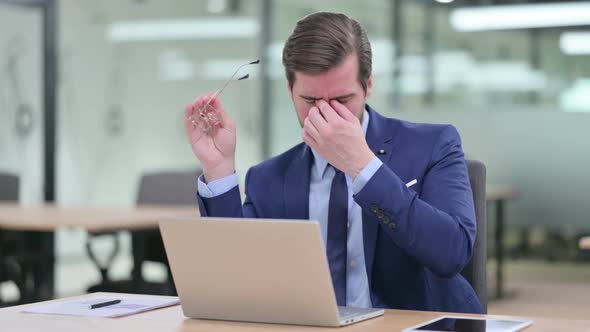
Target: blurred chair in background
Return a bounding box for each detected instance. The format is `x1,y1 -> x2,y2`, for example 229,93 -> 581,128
0,173 -> 26,306
461,160 -> 488,312
0,173 -> 19,201
131,170 -> 200,295
87,170 -> 199,295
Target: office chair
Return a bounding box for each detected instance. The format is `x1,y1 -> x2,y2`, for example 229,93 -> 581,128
461,160 -> 488,312
86,170 -> 199,295
130,170 -> 200,295
0,173 -> 26,305
0,174 -> 19,202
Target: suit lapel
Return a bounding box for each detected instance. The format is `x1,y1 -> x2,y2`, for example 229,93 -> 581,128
284,144 -> 312,220
363,105 -> 396,284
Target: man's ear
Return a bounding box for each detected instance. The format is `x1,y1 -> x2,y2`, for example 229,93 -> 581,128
365,74 -> 373,98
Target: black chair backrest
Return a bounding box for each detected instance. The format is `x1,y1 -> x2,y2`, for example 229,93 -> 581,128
0,173 -> 19,201
0,173 -> 19,286
133,170 -> 200,275
461,160 -> 487,312
136,170 -> 199,206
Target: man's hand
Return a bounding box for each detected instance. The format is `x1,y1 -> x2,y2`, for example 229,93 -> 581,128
185,93 -> 236,182
302,99 -> 375,179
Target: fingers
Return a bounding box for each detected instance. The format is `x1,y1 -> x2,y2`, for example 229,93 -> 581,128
207,94 -> 235,130
185,92 -> 236,134
315,99 -> 340,123
303,115 -> 321,142
186,94 -> 208,124
184,102 -> 195,119
307,106 -> 328,132
303,128 -> 318,149
204,92 -> 220,110
184,106 -> 205,146
184,103 -> 197,131
185,96 -> 206,134
330,99 -> 357,123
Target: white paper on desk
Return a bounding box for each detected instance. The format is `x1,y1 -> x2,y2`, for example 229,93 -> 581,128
22,294 -> 180,318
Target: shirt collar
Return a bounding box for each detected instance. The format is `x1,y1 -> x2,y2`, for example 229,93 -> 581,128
311,107 -> 370,178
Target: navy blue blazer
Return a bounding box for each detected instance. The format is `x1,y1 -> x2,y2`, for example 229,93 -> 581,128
197,105 -> 484,314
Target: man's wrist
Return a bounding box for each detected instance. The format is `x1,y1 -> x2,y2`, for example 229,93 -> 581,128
203,160 -> 235,183
198,172 -> 238,198
349,148 -> 376,179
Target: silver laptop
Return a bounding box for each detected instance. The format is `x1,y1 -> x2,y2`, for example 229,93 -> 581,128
159,217 -> 384,327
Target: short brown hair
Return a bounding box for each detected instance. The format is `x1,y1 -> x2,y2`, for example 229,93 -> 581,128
282,12 -> 372,92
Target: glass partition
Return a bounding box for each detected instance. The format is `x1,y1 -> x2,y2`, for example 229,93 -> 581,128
55,0 -> 263,296
58,0 -> 263,206
0,3 -> 44,205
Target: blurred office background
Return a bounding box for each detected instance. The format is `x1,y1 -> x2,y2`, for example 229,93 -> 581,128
1,0 -> 589,317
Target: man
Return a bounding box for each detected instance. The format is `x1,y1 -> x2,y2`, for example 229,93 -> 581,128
184,12 -> 483,314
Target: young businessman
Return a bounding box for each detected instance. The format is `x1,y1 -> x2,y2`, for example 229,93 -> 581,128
184,12 -> 483,313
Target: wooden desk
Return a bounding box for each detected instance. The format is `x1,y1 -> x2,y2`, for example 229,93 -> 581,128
0,203 -> 198,302
1,293 -> 589,332
486,185 -> 519,300
0,203 -> 198,232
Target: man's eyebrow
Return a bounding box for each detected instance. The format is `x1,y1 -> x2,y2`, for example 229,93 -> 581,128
299,95 -> 320,101
299,93 -> 355,101
331,93 -> 355,100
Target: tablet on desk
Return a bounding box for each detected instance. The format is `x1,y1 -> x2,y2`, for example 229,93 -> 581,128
403,316 -> 533,332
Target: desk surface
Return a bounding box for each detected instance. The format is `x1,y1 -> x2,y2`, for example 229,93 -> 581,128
1,293 -> 589,332
0,203 -> 199,232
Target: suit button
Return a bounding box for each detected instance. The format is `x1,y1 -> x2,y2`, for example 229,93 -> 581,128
388,222 -> 397,230
370,205 -> 379,213
349,260 -> 357,268
377,210 -> 385,218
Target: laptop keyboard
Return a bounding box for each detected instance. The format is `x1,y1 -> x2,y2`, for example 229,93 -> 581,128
337,306 -> 376,320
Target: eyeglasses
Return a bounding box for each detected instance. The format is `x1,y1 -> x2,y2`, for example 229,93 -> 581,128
189,59 -> 260,132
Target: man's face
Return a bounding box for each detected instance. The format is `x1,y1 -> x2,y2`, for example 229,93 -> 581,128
288,53 -> 373,126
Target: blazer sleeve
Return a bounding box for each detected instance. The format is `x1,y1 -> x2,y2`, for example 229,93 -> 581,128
353,125 -> 476,278
197,168 -> 259,218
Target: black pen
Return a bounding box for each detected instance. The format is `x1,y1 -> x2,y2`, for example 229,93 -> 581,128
89,299 -> 121,309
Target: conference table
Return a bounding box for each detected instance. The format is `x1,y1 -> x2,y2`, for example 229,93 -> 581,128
0,203 -> 199,302
1,293 -> 589,331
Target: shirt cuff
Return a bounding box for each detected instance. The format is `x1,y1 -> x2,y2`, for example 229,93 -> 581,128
197,172 -> 239,198
352,157 -> 383,195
